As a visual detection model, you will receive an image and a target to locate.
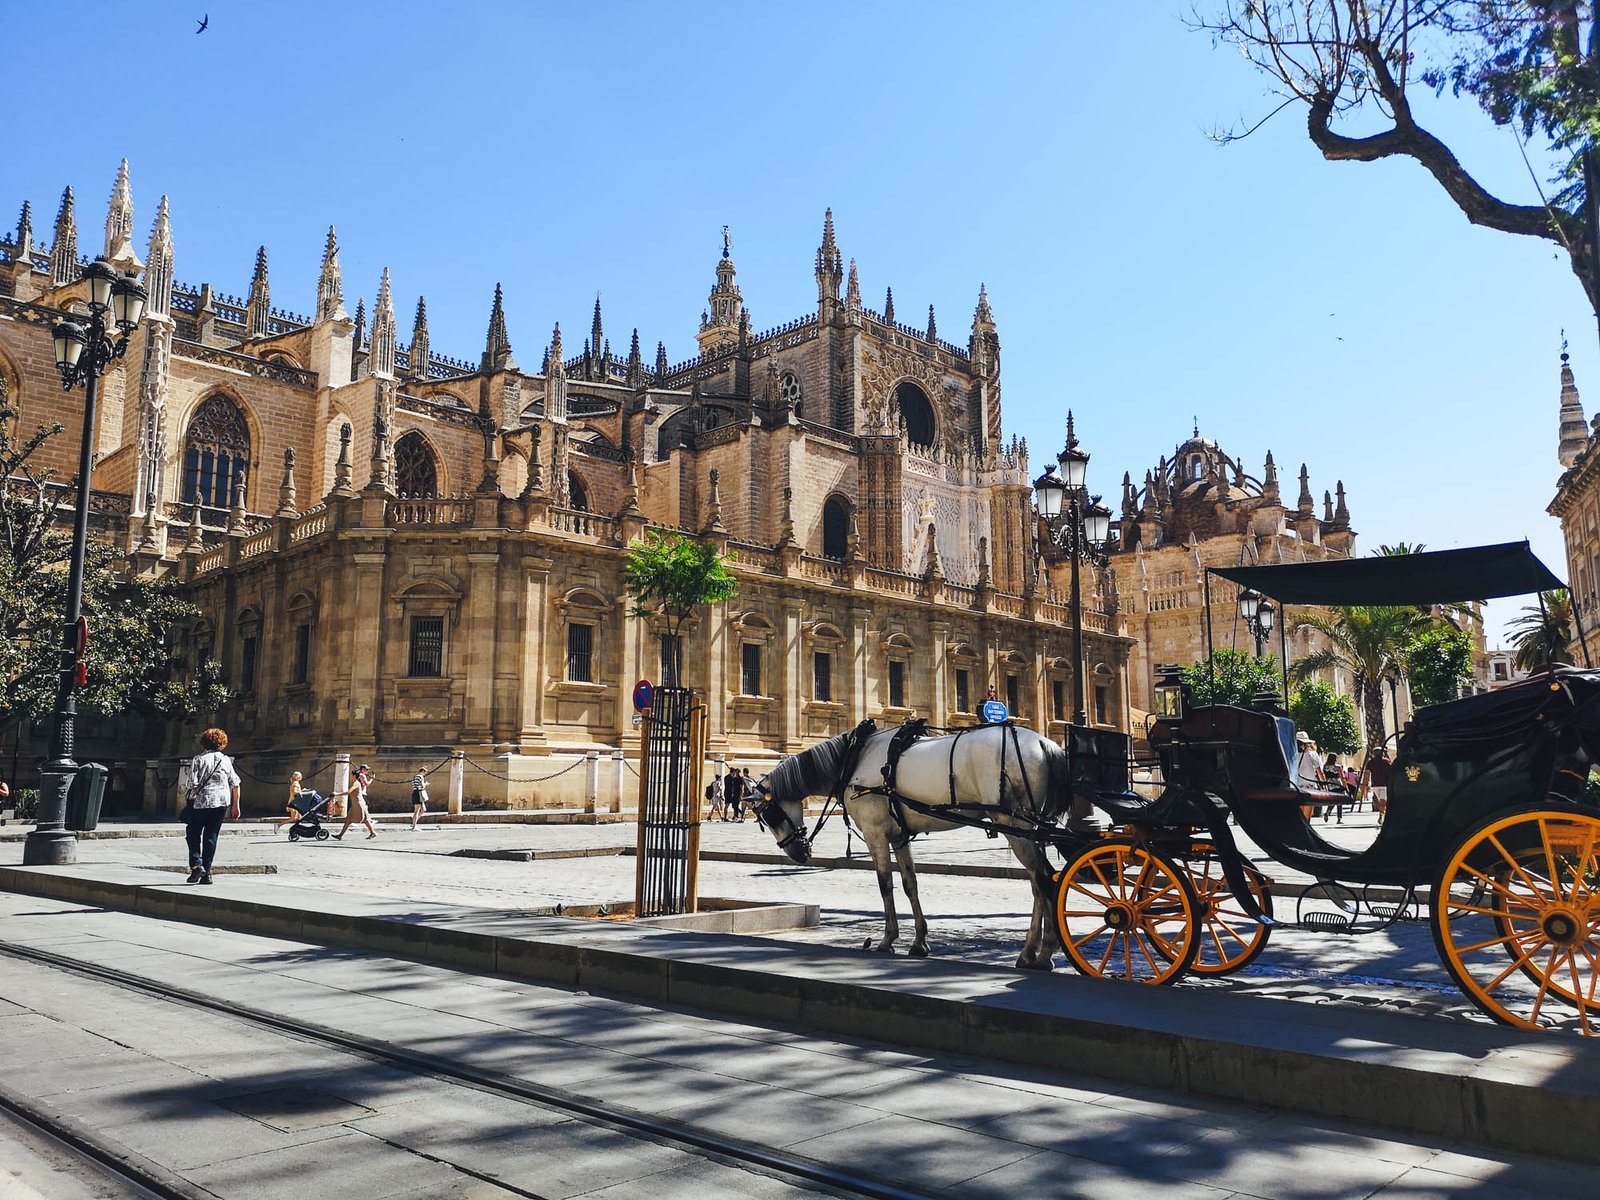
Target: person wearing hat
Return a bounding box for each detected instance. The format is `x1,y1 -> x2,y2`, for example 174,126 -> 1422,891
333,763 -> 378,840
1294,731 -> 1326,820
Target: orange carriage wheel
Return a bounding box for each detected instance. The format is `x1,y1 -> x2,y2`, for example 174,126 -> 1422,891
1054,838 -> 1199,986
1161,846 -> 1273,976
1431,805 -> 1600,1035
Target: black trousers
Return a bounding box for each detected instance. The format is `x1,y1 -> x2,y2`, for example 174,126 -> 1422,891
185,806 -> 227,869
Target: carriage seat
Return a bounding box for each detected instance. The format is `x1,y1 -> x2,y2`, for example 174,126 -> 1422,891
1151,704 -> 1344,807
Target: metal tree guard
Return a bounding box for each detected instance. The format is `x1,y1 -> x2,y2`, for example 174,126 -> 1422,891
634,686 -> 705,916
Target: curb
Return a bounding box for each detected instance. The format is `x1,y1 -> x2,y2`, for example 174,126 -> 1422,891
2,863 -> 1595,1167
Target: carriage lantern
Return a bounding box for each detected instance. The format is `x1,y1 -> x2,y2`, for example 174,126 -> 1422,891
1153,665 -> 1190,722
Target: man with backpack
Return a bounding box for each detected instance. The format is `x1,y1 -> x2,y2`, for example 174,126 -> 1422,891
724,766 -> 746,822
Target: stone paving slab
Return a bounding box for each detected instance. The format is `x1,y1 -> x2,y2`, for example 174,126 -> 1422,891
3,860 -> 1598,1169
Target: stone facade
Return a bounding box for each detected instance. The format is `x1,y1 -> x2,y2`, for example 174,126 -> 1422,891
0,167 -> 1132,812
1548,348 -> 1600,665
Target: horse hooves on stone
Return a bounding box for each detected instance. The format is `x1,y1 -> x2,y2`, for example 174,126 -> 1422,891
908,944 -> 930,958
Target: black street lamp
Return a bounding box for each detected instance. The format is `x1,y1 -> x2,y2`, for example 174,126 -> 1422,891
23,257 -> 145,867
1237,587 -> 1276,658
1033,413 -> 1111,726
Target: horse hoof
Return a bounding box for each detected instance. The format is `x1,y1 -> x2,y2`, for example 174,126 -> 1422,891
1023,958 -> 1054,972
873,943 -> 896,955
908,944 -> 930,958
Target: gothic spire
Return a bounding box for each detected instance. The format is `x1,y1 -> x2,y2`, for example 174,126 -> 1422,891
1558,341 -> 1589,468
315,226 -> 348,322
408,296 -> 430,380
1262,450 -> 1280,503
883,286 -> 895,325
143,197 -> 173,319
351,298 -> 366,355
1333,480 -> 1350,527
590,295 -> 604,364
1297,463 -> 1314,516
815,208 -> 843,304
369,268 -> 396,379
248,246 -> 271,337
627,328 -> 643,387
50,186 -> 77,287
1323,489 -> 1334,523
845,258 -> 861,313
655,340 -> 669,379
481,282 -> 514,372
104,158 -> 140,269
547,321 -> 565,378
926,305 -> 937,343
13,201 -> 33,262
973,282 -> 994,330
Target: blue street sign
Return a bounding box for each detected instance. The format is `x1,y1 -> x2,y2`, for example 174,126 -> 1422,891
632,679 -> 654,712
982,699 -> 1009,724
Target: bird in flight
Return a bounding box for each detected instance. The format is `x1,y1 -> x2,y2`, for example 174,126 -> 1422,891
196,14 -> 208,33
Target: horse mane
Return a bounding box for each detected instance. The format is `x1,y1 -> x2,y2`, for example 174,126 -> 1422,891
765,723 -> 873,805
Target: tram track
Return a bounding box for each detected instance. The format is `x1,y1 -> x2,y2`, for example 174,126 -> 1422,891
0,1087 -> 199,1199
0,938 -> 939,1200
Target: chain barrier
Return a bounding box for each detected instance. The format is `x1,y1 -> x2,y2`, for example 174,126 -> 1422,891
461,755 -> 587,784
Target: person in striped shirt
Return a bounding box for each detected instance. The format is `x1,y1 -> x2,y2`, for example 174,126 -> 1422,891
410,766 -> 430,830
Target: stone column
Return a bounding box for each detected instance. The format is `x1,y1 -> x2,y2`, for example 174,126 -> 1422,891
448,750 -> 465,815
143,759 -> 162,817
463,551 -> 500,739
332,753 -> 350,820
584,750 -> 600,813
519,557 -> 552,744
782,598 -> 805,752
929,621 -> 950,725
609,748 -> 626,815
850,605 -> 873,719
348,552 -> 387,743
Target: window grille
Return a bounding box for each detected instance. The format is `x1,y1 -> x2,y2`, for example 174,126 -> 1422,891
567,622 -> 594,682
409,617 -> 445,678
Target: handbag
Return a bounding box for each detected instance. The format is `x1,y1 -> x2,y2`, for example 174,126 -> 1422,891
182,756 -> 219,822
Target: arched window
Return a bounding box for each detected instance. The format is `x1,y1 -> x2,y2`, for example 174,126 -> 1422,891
822,495 -> 850,560
894,381 -> 935,447
394,432 -> 439,497
181,394 -> 251,509
568,470 -> 589,512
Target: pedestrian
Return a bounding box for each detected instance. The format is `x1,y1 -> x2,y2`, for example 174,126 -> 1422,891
333,764 -> 377,840
1294,732 -> 1325,821
705,772 -> 726,821
185,728 -> 240,883
276,770 -> 308,835
1323,751 -> 1344,823
725,766 -> 746,822
410,765 -> 430,831
1363,746 -> 1393,825
741,767 -> 754,819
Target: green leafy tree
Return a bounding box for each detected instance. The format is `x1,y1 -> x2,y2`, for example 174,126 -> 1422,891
1290,605 -> 1436,752
1404,624 -> 1475,706
0,404 -> 230,739
622,531 -> 738,687
1508,589 -> 1575,670
1374,541 -> 1427,557
1180,649 -> 1282,707
1289,680 -> 1362,755
1197,3 -> 1600,316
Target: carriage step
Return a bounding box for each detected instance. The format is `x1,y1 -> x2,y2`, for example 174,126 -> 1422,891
1301,911 -> 1355,934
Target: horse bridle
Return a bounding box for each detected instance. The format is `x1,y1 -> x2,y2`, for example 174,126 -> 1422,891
750,785 -> 810,853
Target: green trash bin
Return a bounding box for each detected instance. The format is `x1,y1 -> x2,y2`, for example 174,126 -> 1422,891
66,762 -> 108,832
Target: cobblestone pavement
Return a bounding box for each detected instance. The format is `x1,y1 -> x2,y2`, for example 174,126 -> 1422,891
31,809 -> 1570,1033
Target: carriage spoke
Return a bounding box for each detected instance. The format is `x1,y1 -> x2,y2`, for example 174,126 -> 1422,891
1488,834 -> 1556,904
1455,864 -> 1544,914
1482,937 -> 1549,995
1456,927 -> 1542,956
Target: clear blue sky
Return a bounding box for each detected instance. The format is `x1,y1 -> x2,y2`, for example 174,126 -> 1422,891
5,2 -> 1588,643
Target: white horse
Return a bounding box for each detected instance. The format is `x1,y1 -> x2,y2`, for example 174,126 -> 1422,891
750,722 -> 1076,968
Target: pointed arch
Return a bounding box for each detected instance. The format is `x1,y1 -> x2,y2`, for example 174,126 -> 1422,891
568,469 -> 589,512
181,392 -> 252,509
394,430 -> 440,498
894,380 -> 936,447
822,494 -> 851,560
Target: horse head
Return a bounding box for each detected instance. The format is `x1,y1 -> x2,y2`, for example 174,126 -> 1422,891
749,775 -> 811,864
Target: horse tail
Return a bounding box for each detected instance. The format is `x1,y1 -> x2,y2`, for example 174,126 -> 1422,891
1041,730 -> 1074,827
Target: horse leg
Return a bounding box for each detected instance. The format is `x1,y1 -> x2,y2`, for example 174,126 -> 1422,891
867,834 -> 900,954
1006,835 -> 1059,972
893,841 -> 931,958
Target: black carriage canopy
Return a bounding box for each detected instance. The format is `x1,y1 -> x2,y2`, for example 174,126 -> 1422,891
1209,541 -> 1566,607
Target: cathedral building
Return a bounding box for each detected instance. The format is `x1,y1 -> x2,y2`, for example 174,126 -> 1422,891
1549,346 -> 1600,666
1110,428 -> 1358,711
0,163 -> 1133,811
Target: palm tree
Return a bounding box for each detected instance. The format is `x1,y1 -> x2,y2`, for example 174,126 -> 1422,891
1508,590 -> 1574,672
1290,605 -> 1438,753
1373,542 -> 1426,557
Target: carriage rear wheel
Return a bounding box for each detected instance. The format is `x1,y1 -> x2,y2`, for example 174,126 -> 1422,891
1432,805 -> 1600,1035
1168,847 -> 1273,976
1054,838 -> 1199,986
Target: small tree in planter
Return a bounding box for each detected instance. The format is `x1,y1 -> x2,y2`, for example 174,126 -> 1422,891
623,532 -> 738,688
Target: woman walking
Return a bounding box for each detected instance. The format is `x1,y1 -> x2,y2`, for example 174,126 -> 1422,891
185,728 -> 240,883
333,764 -> 377,840
410,765 -> 430,831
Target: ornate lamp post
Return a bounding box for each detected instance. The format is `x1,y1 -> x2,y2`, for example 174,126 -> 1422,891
23,258 -> 145,867
1238,588 -> 1276,658
1033,414 -> 1112,726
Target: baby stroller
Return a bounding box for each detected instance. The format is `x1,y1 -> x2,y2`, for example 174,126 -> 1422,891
286,790 -> 331,841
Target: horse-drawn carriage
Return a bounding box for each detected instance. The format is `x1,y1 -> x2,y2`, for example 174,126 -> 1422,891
753,542 -> 1600,1036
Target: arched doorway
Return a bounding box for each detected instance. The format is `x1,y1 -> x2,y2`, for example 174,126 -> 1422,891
568,470 -> 589,512
181,393 -> 251,508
